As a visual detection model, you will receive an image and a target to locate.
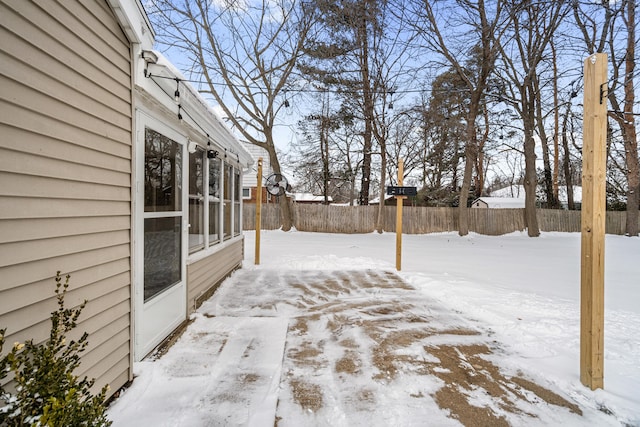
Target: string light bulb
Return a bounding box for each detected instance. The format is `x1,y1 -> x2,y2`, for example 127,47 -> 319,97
174,79 -> 180,103
207,137 -> 218,159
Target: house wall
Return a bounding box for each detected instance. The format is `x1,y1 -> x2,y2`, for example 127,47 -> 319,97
243,187 -> 279,204
0,0 -> 132,394
242,143 -> 267,188
187,240 -> 243,311
472,200 -> 489,208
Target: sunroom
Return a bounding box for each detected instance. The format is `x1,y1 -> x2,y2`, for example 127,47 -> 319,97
133,49 -> 253,360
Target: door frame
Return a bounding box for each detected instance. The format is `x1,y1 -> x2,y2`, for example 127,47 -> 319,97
133,110 -> 188,360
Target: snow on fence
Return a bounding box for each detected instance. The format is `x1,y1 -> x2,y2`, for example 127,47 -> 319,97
243,204 -> 632,235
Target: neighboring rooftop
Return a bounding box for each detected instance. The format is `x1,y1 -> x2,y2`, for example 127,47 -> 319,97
490,185 -> 582,204
293,193 -> 332,203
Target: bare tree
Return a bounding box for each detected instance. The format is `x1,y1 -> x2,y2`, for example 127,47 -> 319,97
495,0 -> 569,236
560,95 -> 579,210
409,0 -> 507,235
418,70 -> 468,203
293,91 -> 345,203
550,36 -> 561,203
613,0 -> 639,235
385,108 -> 425,188
299,0 -> 380,206
573,0 -> 639,236
370,5 -> 416,232
149,0 -> 316,231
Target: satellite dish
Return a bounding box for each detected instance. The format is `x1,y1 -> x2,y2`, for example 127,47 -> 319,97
265,173 -> 288,197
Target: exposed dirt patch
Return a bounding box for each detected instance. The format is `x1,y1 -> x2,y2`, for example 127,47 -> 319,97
289,378 -> 323,412
287,341 -> 326,369
367,327 -> 434,379
335,350 -> 361,374
349,388 -> 377,412
427,344 -> 517,426
511,376 -> 583,415
339,338 -> 358,349
440,328 -> 481,336
289,317 -> 308,335
435,382 -> 510,427
273,270 -> 583,425
239,373 -> 260,384
422,343 -> 582,426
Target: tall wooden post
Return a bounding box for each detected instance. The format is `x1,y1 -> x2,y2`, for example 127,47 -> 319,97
581,53 -> 607,390
396,158 -> 405,271
255,158 -> 263,265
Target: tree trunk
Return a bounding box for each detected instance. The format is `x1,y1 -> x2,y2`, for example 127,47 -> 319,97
551,38 -> 560,202
537,117 -> 556,208
523,138 -> 540,236
521,81 -> 541,236
264,141 -> 293,231
535,75 -> 557,209
376,150 -> 387,233
358,6 -> 373,206
561,104 -> 575,210
320,115 -> 330,204
622,123 -> 639,236
474,108 -> 490,197
458,112 -> 479,236
622,0 -> 639,236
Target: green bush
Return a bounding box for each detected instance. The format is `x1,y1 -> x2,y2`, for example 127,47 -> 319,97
0,272 -> 112,426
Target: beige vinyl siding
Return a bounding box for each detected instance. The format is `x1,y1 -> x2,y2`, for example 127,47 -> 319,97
187,240 -> 243,311
0,0 -> 132,397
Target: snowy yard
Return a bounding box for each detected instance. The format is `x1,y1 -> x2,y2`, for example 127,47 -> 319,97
107,230 -> 640,426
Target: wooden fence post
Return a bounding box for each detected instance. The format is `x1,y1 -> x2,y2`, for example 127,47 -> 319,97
255,158 -> 263,265
396,158 -> 405,271
580,53 -> 607,390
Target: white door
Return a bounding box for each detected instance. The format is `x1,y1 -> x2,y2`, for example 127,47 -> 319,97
135,114 -> 187,360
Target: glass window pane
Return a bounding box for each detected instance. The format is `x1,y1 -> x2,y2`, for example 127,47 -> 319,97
234,170 -> 241,236
209,159 -> 221,244
144,128 -> 182,212
234,201 -> 241,236
223,164 -> 232,239
189,148 -> 205,253
144,217 -> 181,301
234,169 -> 241,201
223,163 -> 232,200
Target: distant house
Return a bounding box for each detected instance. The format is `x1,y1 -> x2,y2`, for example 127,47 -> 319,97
242,144 -> 275,204
240,144 -> 287,204
557,186 -> 583,209
1,0 -> 252,399
370,194 -> 413,206
293,193 -> 332,204
490,184 -> 582,208
369,194 -> 394,205
472,197 -> 526,209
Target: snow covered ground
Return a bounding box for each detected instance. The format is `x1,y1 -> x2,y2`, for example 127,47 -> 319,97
107,230 -> 640,426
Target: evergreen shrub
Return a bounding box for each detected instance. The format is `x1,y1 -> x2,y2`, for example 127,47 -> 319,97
0,272 -> 111,426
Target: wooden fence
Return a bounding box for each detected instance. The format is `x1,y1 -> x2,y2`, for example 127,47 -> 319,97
243,204 -> 633,235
